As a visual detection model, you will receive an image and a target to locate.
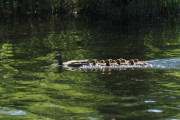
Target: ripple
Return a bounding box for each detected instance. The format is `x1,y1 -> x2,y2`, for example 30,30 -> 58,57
144,100 -> 156,103
147,109 -> 163,113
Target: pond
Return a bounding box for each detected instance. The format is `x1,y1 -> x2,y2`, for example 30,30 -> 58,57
0,16 -> 180,120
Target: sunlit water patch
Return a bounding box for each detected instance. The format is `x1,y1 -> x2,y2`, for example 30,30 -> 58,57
147,109 -> 163,113
144,100 -> 156,103
0,108 -> 27,116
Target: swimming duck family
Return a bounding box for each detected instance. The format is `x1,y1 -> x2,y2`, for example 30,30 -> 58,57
51,54 -> 148,67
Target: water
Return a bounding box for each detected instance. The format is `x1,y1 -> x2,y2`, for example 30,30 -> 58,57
0,16 -> 180,120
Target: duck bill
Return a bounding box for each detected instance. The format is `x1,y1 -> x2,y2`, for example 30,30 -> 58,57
50,58 -> 56,60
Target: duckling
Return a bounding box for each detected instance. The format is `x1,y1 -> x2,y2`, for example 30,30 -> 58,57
121,59 -> 126,63
100,60 -> 105,63
133,59 -> 148,65
116,58 -> 123,62
106,59 -> 113,63
134,59 -> 138,62
91,59 -> 98,66
105,60 -> 110,66
105,60 -> 118,66
129,59 -> 135,65
111,60 -> 116,63
117,59 -> 129,65
97,60 -> 106,66
51,54 -> 89,67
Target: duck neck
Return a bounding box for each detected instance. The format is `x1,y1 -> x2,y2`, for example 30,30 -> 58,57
58,60 -> 63,65
58,56 -> 63,65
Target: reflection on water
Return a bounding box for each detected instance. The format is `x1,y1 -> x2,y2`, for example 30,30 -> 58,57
0,17 -> 180,119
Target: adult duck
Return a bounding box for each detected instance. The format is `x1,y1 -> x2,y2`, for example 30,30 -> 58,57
51,54 -> 90,67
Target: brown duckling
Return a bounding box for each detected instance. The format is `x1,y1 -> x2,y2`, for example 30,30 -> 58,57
133,59 -> 148,65
100,60 -> 105,63
111,60 -> 117,63
116,58 -> 123,62
91,59 -> 98,66
97,60 -> 106,66
117,59 -> 129,65
121,59 -> 127,63
129,59 -> 135,65
106,59 -> 113,62
105,60 -> 118,66
134,59 -> 138,62
105,60 -> 110,66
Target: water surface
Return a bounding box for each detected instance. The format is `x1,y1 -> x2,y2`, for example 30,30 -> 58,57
0,17 -> 180,120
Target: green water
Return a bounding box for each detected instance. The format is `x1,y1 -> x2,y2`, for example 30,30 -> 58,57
0,17 -> 180,120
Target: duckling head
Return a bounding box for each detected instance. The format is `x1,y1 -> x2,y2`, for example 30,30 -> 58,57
129,59 -> 135,65
100,60 -> 105,63
106,59 -> 112,62
91,59 -> 98,66
92,61 -> 96,66
134,59 -> 138,62
119,58 -> 123,61
111,60 -> 116,63
91,59 -> 98,63
105,60 -> 110,66
116,59 -> 121,65
121,59 -> 126,63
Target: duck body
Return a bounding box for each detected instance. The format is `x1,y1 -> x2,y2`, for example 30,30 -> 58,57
63,60 -> 89,67
51,54 -> 89,67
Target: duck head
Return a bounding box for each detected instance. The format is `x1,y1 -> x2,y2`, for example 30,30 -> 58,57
51,54 -> 63,65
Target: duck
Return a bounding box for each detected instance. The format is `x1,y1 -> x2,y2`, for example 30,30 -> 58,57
51,54 -> 90,67
133,59 -> 148,65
